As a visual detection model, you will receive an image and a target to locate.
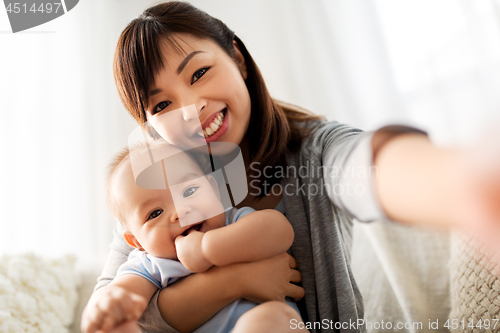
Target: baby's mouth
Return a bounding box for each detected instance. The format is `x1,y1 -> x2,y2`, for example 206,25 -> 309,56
181,223 -> 202,236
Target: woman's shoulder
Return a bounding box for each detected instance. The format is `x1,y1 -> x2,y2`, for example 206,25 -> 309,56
296,119 -> 364,155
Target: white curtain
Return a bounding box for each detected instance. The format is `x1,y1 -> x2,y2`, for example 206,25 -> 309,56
375,0 -> 500,146
1,0 -> 500,328
0,0 -> 139,266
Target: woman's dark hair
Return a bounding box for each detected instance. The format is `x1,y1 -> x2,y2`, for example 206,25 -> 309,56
113,1 -> 324,196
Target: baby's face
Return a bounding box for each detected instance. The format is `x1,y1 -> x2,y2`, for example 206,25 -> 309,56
112,150 -> 226,259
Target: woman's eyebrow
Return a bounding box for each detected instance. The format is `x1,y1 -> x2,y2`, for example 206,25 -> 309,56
177,50 -> 205,74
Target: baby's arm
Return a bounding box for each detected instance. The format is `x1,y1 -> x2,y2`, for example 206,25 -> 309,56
88,224 -> 303,333
81,274 -> 157,333
176,210 -> 294,272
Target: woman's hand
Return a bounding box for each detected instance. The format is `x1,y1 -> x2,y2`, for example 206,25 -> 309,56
453,145 -> 500,260
234,252 -> 304,303
375,132 -> 500,261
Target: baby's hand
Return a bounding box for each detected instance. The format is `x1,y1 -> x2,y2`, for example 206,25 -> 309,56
175,229 -> 213,272
81,285 -> 147,333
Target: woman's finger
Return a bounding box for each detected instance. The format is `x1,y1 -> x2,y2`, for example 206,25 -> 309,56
289,255 -> 297,269
290,269 -> 302,283
287,284 -> 305,302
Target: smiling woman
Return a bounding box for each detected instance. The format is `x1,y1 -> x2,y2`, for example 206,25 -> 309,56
144,35 -> 251,150
3,1 -> 499,333
74,2 -> 500,333
113,9 -> 323,193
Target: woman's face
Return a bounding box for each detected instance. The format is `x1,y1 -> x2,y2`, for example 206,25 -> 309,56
146,34 -> 251,154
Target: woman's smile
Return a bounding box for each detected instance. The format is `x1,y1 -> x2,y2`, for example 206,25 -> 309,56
200,107 -> 228,142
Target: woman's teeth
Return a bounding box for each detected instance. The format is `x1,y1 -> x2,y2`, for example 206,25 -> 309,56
199,110 -> 225,138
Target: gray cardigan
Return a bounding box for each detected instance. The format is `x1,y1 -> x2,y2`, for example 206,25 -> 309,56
96,121 -> 416,333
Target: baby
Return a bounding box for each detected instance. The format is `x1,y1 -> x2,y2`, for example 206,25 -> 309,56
84,141 -> 307,333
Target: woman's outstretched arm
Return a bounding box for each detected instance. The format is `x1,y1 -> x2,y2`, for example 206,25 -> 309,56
323,123 -> 500,239
373,132 -> 463,227
373,131 -> 500,244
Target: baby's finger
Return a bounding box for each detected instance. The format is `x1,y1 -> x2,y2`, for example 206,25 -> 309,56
82,306 -> 105,333
83,319 -> 100,333
97,298 -> 127,326
100,315 -> 118,333
175,235 -> 185,245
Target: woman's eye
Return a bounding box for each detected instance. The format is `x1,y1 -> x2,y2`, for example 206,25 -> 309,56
153,101 -> 171,115
183,186 -> 198,197
191,67 -> 210,84
148,209 -> 163,220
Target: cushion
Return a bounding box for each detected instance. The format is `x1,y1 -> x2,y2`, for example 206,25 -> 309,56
0,253 -> 79,333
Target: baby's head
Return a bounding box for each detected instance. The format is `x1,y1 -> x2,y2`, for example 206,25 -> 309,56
107,141 -> 226,259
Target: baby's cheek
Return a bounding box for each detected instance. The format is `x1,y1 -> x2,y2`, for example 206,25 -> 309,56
205,202 -> 225,220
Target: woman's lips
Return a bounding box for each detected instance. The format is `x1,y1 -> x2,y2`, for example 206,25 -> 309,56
204,108 -> 228,143
201,108 -> 226,130
189,108 -> 228,144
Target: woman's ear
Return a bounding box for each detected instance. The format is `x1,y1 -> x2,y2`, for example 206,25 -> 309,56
207,174 -> 221,199
123,231 -> 143,250
233,40 -> 248,80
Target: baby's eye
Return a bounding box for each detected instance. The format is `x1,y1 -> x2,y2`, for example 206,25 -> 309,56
191,67 -> 210,85
153,101 -> 171,115
148,209 -> 163,220
183,186 -> 198,197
